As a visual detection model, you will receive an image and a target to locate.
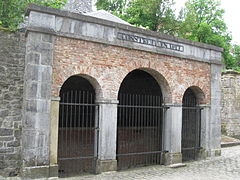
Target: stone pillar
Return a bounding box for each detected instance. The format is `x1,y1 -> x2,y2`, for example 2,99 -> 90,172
209,64 -> 222,156
164,105 -> 182,165
49,97 -> 60,178
22,31 -> 54,178
199,105 -> 210,159
95,99 -> 118,173
22,10 -> 56,178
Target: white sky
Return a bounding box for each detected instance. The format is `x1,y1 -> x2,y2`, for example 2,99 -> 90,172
174,0 -> 240,44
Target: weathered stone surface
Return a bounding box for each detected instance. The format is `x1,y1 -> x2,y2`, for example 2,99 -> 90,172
221,71 -> 240,138
22,31 -> 54,173
0,30 -> 25,177
0,129 -> 13,136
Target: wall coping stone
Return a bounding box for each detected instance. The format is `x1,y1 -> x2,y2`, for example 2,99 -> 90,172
26,4 -> 223,53
222,70 -> 240,75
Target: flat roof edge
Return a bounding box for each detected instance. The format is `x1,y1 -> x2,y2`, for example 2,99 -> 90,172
26,3 -> 224,52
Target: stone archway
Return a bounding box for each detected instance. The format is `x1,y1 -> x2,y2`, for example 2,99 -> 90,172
57,75 -> 98,177
181,86 -> 205,161
116,69 -> 167,170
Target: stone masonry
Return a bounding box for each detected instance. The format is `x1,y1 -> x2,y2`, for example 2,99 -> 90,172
0,30 -> 25,177
21,31 -> 55,178
221,71 -> 240,138
0,2 -> 223,179
22,4 -> 223,178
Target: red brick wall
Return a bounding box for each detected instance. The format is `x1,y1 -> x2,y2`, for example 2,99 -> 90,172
52,37 -> 211,104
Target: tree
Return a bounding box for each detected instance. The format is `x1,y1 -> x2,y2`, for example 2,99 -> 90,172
0,0 -> 67,31
178,0 -> 227,41
96,0 -> 177,35
96,0 -> 128,17
177,0 -> 236,69
231,44 -> 240,71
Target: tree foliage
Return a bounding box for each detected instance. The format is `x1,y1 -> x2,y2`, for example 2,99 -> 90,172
0,0 -> 66,31
96,0 -> 128,16
124,0 -> 176,34
177,0 -> 238,70
96,0 -> 177,35
231,44 -> 240,71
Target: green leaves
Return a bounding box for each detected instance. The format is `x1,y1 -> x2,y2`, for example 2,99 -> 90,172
178,0 -> 239,70
96,0 -> 177,34
96,0 -> 128,15
0,0 -> 67,31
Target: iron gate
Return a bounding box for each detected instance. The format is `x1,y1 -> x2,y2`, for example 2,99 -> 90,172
117,93 -> 165,170
58,90 -> 98,177
181,89 -> 201,161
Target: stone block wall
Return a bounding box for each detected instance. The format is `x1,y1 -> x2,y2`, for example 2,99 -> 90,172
0,30 -> 26,177
221,71 -> 240,138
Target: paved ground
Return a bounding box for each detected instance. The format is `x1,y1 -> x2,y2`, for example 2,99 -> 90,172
62,145 -> 240,180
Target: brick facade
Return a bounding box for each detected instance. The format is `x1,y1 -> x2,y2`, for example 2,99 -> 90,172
52,37 -> 211,104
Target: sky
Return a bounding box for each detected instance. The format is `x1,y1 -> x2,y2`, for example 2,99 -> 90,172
174,0 -> 240,44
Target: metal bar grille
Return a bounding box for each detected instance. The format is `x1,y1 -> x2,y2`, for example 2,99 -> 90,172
117,93 -> 165,170
182,89 -> 201,162
58,90 -> 98,177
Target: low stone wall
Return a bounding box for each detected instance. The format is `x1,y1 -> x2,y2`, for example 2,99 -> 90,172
221,71 -> 240,138
0,30 -> 26,177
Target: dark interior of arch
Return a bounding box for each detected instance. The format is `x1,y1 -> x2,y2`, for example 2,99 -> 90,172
58,76 -> 96,175
182,88 -> 200,162
182,88 -> 197,107
60,75 -> 95,96
59,75 -> 96,127
117,69 -> 164,169
118,69 -> 162,97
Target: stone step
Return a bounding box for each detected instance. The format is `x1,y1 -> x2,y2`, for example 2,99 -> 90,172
169,163 -> 187,168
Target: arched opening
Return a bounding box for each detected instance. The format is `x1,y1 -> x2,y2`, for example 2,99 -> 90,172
181,88 -> 201,161
117,69 -> 164,170
58,75 -> 97,177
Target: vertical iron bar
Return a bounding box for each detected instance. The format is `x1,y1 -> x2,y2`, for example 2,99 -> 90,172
71,90 -> 74,172
160,96 -> 164,164
60,92 -> 65,174
128,94 -> 132,167
89,93 -> 93,157
141,94 -> 143,165
85,91 -> 89,156
73,91 -> 77,161
133,94 -> 137,167
150,94 -> 153,165
144,94 -> 147,165
137,94 -> 141,166
69,91 -> 73,161
81,91 -> 84,169
65,91 -> 69,158
153,95 -> 156,164
78,91 -> 81,162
